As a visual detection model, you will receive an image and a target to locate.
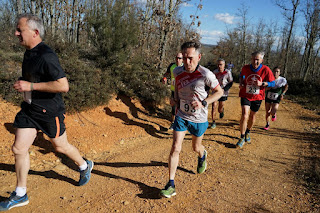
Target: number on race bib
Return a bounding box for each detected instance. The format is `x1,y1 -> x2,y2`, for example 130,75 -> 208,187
267,92 -> 279,100
180,100 -> 199,115
246,85 -> 260,95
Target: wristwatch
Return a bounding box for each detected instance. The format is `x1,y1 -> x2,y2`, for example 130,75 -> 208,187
201,100 -> 207,107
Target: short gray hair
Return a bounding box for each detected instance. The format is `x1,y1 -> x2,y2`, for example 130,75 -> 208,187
217,58 -> 225,63
17,13 -> 45,38
251,51 -> 265,59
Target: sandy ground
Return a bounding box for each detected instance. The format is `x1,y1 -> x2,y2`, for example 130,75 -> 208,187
0,84 -> 319,212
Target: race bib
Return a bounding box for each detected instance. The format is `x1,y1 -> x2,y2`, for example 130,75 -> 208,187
180,99 -> 200,115
246,85 -> 260,95
23,91 -> 32,104
267,92 -> 279,100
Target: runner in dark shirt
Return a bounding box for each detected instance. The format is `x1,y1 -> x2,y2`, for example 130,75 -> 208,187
0,14 -> 93,211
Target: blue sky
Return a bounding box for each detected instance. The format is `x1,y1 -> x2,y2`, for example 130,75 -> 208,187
180,0 -> 303,45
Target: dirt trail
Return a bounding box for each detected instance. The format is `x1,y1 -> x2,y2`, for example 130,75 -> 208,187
0,84 -> 319,212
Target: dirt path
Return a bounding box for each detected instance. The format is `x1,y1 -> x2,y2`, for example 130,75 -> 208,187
0,84 -> 319,212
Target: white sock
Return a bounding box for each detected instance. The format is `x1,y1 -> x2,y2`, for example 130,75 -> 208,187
79,160 -> 88,171
15,187 -> 27,197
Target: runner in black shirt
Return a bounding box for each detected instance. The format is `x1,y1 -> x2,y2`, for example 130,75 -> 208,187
0,14 -> 93,211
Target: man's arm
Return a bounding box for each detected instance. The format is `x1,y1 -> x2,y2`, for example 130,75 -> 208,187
13,77 -> 69,93
192,85 -> 223,110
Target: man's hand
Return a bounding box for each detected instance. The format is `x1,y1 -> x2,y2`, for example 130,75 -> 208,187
256,80 -> 263,86
13,80 -> 32,92
191,100 -> 203,110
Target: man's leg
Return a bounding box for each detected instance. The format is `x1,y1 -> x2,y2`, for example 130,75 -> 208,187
13,128 -> 37,188
191,134 -> 205,158
50,132 -> 85,166
192,134 -> 207,174
247,110 -> 257,131
240,105 -> 250,136
237,105 -> 250,148
50,132 -> 93,186
168,130 -> 187,180
0,128 -> 37,211
218,101 -> 225,118
160,130 -> 186,198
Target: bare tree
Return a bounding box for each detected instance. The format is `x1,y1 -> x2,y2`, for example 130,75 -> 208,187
276,0 -> 300,77
300,0 -> 320,81
236,3 -> 251,67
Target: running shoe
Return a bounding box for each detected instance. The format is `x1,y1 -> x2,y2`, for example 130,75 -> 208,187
168,123 -> 174,130
263,124 -> 270,130
0,191 -> 29,211
236,138 -> 245,148
160,183 -> 176,198
79,160 -> 94,186
272,114 -> 276,121
245,132 -> 251,143
197,150 -> 207,174
219,110 -> 224,119
209,122 -> 216,129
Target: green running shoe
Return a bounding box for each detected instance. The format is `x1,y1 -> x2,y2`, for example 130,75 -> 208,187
197,150 -> 207,174
245,132 -> 251,144
236,138 -> 245,148
160,183 -> 176,198
209,123 -> 216,129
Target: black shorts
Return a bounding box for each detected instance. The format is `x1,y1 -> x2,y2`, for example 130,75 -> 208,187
14,109 -> 66,138
265,97 -> 281,104
241,98 -> 262,112
218,96 -> 228,102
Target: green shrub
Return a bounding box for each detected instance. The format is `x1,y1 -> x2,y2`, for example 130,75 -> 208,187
61,53 -> 114,112
286,79 -> 320,112
112,61 -> 169,106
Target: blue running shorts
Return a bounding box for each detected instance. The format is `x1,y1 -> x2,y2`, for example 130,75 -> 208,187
173,116 -> 208,137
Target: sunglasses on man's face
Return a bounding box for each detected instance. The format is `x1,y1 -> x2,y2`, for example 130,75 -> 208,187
176,57 -> 183,59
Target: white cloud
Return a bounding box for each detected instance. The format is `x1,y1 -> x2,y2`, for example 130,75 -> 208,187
181,2 -> 194,7
198,30 -> 225,45
214,13 -> 236,24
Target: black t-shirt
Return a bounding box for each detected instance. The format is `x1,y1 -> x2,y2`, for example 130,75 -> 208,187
21,42 -> 66,118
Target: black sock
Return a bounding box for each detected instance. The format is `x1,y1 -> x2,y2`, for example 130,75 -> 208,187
245,129 -> 250,134
169,179 -> 175,187
240,134 -> 245,138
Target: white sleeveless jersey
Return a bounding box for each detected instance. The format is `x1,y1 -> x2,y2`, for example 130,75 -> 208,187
174,65 -> 219,123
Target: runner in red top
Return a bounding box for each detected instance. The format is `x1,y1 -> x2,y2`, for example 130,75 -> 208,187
236,51 -> 275,148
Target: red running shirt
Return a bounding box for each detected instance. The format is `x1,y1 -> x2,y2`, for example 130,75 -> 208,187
239,65 -> 275,101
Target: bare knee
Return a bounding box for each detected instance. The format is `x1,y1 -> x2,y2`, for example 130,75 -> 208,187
54,143 -> 71,154
12,145 -> 29,156
241,112 -> 249,121
170,143 -> 181,156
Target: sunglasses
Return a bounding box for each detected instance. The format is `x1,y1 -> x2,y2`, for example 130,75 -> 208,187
176,57 -> 183,59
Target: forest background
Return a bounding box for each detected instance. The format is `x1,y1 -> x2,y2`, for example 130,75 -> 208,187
0,0 -> 319,114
